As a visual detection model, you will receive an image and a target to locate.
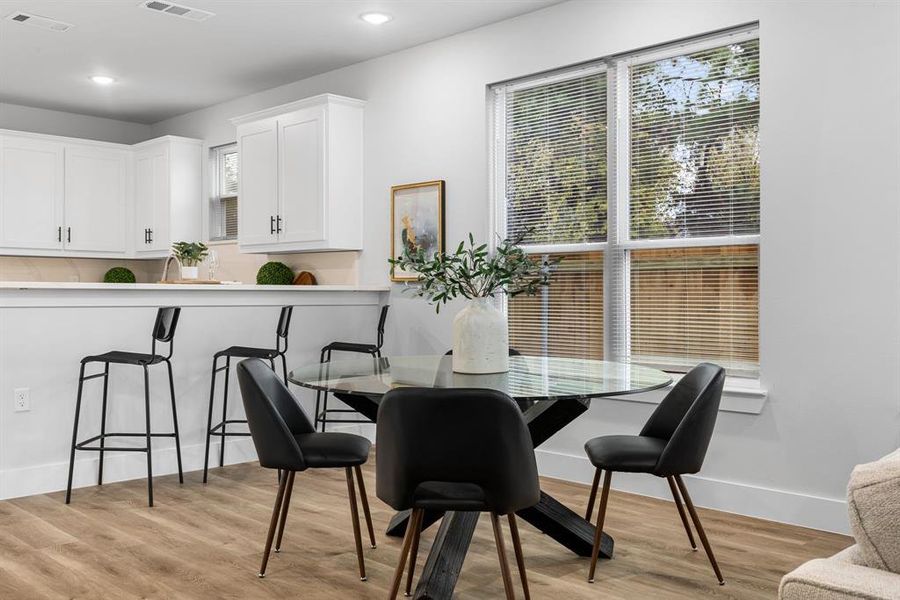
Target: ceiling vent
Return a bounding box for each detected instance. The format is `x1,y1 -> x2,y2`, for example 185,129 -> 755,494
139,1 -> 214,22
4,11 -> 74,32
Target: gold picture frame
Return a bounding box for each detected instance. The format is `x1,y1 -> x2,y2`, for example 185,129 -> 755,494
390,180 -> 446,282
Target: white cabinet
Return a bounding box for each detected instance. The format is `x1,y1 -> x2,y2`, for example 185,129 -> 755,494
0,130 -> 202,259
64,144 -> 129,254
132,136 -> 202,257
232,94 -> 364,253
0,135 -> 64,251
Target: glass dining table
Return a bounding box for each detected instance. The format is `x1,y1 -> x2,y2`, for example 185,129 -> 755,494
289,354 -> 671,600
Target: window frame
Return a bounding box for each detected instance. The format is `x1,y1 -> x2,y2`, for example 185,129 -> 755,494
491,25 -> 760,379
209,142 -> 238,242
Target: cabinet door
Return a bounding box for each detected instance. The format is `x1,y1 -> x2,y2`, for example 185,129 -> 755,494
0,135 -> 64,250
237,120 -> 278,246
134,146 -> 170,253
64,145 -> 128,253
278,108 -> 324,243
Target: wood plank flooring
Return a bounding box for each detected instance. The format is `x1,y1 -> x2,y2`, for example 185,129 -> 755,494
0,460 -> 851,599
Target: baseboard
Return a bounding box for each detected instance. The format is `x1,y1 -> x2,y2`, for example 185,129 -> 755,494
0,425 -> 376,502
0,438 -> 258,501
535,449 -> 850,535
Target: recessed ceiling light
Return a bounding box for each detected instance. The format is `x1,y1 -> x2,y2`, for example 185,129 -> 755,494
90,75 -> 116,85
360,12 -> 391,25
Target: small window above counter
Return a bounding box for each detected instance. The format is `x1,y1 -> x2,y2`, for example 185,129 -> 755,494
230,94 -> 364,254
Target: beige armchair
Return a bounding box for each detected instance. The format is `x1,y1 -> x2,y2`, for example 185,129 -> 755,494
779,449 -> 900,600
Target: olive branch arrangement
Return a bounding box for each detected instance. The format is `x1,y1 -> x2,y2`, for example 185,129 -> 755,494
388,231 -> 560,313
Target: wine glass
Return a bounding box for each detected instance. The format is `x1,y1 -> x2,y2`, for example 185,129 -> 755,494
207,249 -> 219,281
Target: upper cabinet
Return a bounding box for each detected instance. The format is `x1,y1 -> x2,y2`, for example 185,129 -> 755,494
133,136 -> 202,258
232,94 -> 364,253
0,130 -> 202,259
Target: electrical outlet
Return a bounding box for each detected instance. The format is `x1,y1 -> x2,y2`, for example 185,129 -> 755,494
14,388 -> 30,412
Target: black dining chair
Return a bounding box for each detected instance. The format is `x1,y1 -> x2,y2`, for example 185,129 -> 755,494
582,362 -> 726,585
236,358 -> 376,581
376,387 -> 540,599
65,306 -> 183,507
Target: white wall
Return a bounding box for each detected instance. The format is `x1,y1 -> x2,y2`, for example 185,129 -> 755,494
144,0 -> 898,533
0,102 -> 152,144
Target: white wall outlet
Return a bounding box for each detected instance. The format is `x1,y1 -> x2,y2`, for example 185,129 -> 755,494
14,388 -> 30,412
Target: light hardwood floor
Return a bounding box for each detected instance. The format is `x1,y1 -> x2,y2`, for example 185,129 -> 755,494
0,461 -> 850,599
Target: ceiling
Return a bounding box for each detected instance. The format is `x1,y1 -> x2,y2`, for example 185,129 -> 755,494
0,0 -> 560,124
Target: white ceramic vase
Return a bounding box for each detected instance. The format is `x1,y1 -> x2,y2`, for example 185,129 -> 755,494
180,265 -> 199,280
452,297 -> 509,374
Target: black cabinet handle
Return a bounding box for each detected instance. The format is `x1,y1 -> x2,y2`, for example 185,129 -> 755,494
144,228 -> 148,244
276,215 -> 282,234
58,226 -> 62,243
67,227 -> 71,243
148,228 -> 153,243
270,216 -> 275,235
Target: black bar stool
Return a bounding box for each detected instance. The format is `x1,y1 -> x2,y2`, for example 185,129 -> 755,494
315,305 -> 389,431
65,306 -> 183,508
203,306 -> 293,483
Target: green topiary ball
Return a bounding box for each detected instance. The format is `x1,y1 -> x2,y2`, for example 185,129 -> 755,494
103,267 -> 136,284
256,261 -> 294,285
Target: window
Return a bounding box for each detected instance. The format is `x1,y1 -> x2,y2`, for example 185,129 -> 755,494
210,143 -> 238,241
494,27 -> 760,377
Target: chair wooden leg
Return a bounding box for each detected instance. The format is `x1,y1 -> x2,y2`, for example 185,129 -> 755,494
491,512 -> 516,600
389,508 -> 420,600
585,468 -> 601,521
404,507 -> 424,597
274,471 -> 296,553
667,476 -> 697,550
345,467 -> 367,581
354,465 -> 377,549
258,471 -> 289,578
507,514 -> 531,600
674,475 -> 725,585
587,470 -> 612,583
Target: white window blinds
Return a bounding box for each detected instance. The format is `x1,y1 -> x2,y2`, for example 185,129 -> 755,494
210,143 -> 238,241
502,69 -> 608,246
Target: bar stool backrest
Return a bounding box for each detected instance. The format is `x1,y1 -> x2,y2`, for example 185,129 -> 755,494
151,307 -> 181,358
276,306 -> 293,353
376,305 -> 390,350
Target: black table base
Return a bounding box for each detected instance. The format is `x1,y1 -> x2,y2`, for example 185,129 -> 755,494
339,392 -> 613,600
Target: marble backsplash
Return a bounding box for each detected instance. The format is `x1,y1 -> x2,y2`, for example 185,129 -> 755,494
0,244 -> 359,285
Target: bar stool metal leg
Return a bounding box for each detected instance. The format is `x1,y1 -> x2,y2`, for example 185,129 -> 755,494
219,356 -> 231,469
166,360 -> 183,484
143,364 -> 154,507
203,355 -> 219,484
97,363 -> 110,486
280,353 -> 288,385
65,363 -> 87,504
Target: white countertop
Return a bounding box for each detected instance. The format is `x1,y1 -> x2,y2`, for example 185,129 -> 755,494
0,281 -> 390,292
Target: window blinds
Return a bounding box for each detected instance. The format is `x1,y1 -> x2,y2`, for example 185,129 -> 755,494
629,39 -> 760,240
211,144 -> 238,240
503,70 -> 608,246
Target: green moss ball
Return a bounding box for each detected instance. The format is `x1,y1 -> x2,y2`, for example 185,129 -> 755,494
103,267 -> 136,284
256,261 -> 294,285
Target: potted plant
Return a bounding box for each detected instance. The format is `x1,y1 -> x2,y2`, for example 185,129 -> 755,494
390,232 -> 557,374
171,241 -> 208,280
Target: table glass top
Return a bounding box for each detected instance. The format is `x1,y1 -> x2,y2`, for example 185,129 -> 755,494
289,355 -> 671,402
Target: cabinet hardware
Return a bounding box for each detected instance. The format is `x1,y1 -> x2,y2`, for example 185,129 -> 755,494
270,215 -> 276,235
148,228 -> 153,243
144,228 -> 148,244
58,226 -> 62,243
276,215 -> 283,234
67,227 -> 71,244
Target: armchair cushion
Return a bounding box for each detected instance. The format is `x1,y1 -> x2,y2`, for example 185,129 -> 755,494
847,449 -> 900,573
780,545 -> 900,600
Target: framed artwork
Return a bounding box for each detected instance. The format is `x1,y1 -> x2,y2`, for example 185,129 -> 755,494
390,180 -> 445,282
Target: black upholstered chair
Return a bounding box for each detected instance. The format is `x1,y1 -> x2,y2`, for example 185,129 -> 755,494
65,307 -> 183,507
315,304 -> 389,430
376,387 -> 540,599
583,362 -> 726,585
236,358 -> 376,580
203,306 -> 293,483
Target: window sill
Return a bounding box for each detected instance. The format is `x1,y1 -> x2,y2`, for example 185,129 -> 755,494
206,239 -> 238,246
604,374 -> 768,415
